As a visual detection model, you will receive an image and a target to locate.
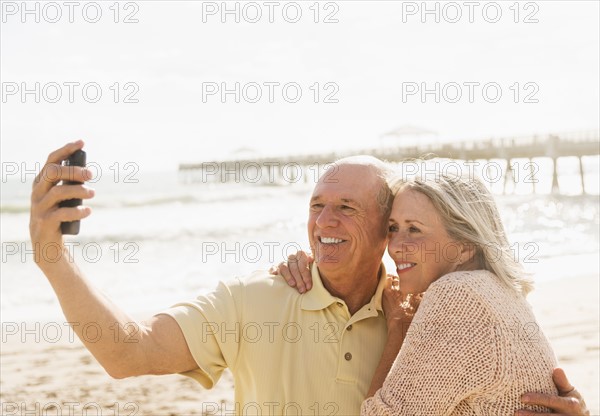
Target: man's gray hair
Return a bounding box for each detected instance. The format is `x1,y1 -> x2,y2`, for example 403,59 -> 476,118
331,155 -> 394,217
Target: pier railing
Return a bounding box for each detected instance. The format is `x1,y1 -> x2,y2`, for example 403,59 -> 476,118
179,130 -> 599,194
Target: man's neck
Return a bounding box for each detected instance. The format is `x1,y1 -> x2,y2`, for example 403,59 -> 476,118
320,265 -> 382,315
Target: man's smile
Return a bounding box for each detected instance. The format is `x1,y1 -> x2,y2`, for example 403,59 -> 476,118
318,236 -> 347,245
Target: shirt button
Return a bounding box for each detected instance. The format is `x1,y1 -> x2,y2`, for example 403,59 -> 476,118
346,325 -> 353,331
344,352 -> 352,361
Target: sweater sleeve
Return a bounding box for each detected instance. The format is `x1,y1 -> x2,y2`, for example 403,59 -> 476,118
361,272 -> 505,416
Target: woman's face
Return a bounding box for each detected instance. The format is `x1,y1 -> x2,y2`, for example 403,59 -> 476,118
387,188 -> 465,294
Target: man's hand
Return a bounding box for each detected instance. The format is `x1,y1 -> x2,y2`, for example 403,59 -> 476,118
269,251 -> 313,293
30,140 -> 94,266
515,368 -> 589,415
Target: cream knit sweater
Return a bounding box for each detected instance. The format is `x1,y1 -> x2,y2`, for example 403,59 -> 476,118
362,270 -> 558,415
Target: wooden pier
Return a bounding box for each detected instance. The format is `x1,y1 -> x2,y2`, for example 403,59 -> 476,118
179,130 -> 599,194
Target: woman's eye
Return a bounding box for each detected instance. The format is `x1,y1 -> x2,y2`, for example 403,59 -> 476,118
388,224 -> 399,232
409,225 -> 421,233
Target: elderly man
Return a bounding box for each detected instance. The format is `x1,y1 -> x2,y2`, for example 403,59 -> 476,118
30,140 -> 587,415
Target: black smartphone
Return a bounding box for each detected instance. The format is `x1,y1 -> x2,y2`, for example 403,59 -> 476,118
59,149 -> 87,235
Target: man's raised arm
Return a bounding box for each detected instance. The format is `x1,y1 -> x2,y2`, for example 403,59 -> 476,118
29,140 -> 198,379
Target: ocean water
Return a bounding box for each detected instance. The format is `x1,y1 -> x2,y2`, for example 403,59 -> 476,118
1,159 -> 599,323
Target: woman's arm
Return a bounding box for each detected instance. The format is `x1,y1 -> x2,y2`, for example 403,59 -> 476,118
366,275 -> 420,398
361,275 -> 501,415
366,330 -> 404,398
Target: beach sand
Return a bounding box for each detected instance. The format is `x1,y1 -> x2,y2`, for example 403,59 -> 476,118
1,275 -> 598,416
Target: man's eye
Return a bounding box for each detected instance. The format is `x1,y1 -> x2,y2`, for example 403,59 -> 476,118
311,204 -> 324,210
340,205 -> 354,211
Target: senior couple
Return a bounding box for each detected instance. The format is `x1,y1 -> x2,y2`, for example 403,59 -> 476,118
31,141 -> 588,415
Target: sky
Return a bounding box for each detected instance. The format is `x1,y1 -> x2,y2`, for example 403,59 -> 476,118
1,0 -> 598,173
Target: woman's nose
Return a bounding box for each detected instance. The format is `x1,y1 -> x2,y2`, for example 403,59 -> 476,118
388,232 -> 412,258
388,232 -> 403,253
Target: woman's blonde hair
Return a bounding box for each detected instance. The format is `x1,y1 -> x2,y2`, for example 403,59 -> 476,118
388,166 -> 533,296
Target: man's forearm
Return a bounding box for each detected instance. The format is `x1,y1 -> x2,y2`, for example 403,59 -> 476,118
40,251 -> 148,378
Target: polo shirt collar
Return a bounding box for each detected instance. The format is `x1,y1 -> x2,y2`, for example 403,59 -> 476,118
301,262 -> 387,313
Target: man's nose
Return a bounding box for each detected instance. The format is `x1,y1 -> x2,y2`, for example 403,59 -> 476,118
316,205 -> 338,228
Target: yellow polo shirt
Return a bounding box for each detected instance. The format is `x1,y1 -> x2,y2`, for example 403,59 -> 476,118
162,263 -> 388,415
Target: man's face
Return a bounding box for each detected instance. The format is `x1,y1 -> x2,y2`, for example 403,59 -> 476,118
308,164 -> 389,280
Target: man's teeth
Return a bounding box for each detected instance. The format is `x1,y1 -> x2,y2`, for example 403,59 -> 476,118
321,237 -> 343,244
397,263 -> 415,270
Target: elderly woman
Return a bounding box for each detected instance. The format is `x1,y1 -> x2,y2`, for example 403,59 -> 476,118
363,172 -> 559,414
280,169 -> 571,415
